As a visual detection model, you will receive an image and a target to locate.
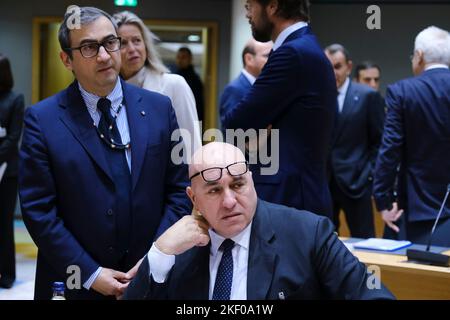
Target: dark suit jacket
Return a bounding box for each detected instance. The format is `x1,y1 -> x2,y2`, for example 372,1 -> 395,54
124,199 -> 394,300
176,65 -> 204,122
330,81 -> 385,198
222,26 -> 336,218
374,68 -> 450,222
219,72 -> 251,130
19,80 -> 192,299
0,90 -> 24,178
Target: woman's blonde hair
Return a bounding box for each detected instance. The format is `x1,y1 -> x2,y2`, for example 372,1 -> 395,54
113,11 -> 169,74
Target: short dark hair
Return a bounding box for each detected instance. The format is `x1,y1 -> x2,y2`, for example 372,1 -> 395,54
0,53 -> 14,92
354,61 -> 381,79
255,0 -> 310,22
242,44 -> 256,67
58,6 -> 118,58
178,47 -> 193,57
325,43 -> 351,62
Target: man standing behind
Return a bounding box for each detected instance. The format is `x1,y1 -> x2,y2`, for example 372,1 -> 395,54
354,61 -> 382,92
325,44 -> 385,238
175,47 -> 205,123
19,6 -> 191,300
219,38 -> 272,129
222,0 -> 337,218
373,26 -> 450,246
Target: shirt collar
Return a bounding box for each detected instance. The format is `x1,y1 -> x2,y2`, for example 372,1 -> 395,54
425,64 -> 449,71
338,77 -> 351,97
241,69 -> 256,85
273,21 -> 308,51
78,78 -> 123,113
209,221 -> 253,256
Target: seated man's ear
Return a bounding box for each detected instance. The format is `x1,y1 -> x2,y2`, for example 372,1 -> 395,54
186,186 -> 196,207
60,51 -> 73,71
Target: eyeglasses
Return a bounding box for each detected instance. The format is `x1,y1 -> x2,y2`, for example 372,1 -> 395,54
65,37 -> 122,58
189,161 -> 249,182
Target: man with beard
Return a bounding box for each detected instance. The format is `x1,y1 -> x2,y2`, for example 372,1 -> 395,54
222,0 -> 337,218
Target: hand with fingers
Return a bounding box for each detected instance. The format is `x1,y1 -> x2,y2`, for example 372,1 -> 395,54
380,202 -> 404,233
155,211 -> 210,256
91,267 -> 130,297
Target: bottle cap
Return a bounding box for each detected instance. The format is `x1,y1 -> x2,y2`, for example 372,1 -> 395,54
52,282 -> 65,291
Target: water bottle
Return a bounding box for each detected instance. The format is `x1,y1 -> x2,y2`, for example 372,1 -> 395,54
51,282 -> 66,300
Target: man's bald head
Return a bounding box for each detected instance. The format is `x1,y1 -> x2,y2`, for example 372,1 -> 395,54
186,142 -> 257,238
242,38 -> 272,77
189,142 -> 246,180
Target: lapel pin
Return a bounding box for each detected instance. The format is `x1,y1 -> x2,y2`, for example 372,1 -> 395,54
141,111 -> 146,116
278,291 -> 285,300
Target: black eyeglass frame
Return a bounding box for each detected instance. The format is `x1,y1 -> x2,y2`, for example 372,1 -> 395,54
189,161 -> 249,181
65,37 -> 122,58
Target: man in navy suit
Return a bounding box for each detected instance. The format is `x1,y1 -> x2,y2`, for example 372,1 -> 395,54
219,38 -> 272,130
124,142 -> 394,300
373,26 -> 450,246
222,0 -> 336,218
18,7 -> 191,300
325,44 -> 385,238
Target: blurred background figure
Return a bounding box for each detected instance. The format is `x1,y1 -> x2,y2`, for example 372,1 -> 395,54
219,38 -> 272,130
175,47 -> 205,123
374,26 -> 450,246
0,53 -> 25,289
325,44 -> 385,238
114,11 -> 201,155
354,61 -> 382,92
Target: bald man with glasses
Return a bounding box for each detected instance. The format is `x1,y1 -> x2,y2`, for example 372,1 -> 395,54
124,142 -> 394,300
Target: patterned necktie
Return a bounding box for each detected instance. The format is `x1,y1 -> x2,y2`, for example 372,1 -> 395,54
212,239 -> 235,300
97,98 -> 122,147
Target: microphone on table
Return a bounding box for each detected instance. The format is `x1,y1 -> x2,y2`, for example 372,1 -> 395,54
406,184 -> 450,267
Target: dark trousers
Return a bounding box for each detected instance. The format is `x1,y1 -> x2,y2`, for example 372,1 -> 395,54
0,177 -> 17,282
330,176 -> 375,238
406,217 -> 450,247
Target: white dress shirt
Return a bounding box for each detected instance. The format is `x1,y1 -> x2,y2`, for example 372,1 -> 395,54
78,79 -> 131,170
241,69 -> 256,85
425,64 -> 449,71
273,21 -> 308,51
337,77 -> 350,113
147,222 -> 253,300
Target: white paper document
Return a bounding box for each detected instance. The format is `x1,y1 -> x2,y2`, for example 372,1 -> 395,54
352,238 -> 412,252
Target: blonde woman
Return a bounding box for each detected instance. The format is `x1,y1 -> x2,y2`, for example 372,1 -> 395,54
113,11 -> 201,156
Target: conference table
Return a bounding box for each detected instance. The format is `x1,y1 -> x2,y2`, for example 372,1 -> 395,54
342,238 -> 450,299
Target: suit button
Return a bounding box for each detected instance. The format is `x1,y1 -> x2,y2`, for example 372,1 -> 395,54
368,176 -> 373,181
108,246 -> 115,253
107,209 -> 114,216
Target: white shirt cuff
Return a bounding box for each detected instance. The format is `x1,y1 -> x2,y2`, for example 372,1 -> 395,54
147,243 -> 175,283
83,267 -> 102,290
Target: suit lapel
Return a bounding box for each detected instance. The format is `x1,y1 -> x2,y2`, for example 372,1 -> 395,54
122,80 -> 148,191
247,200 -> 276,300
58,81 -> 114,182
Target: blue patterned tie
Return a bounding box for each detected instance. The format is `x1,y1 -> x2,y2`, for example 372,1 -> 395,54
212,239 -> 235,300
